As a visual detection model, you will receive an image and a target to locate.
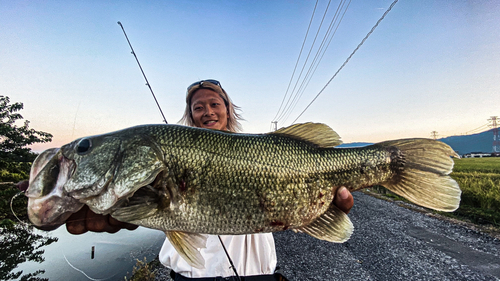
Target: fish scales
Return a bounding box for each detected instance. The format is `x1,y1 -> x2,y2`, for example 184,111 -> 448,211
130,125 -> 395,234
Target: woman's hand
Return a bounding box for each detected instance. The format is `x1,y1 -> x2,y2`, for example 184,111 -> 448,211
65,205 -> 138,234
333,187 -> 354,214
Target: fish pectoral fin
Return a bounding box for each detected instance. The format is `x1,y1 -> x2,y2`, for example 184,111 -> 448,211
166,231 -> 207,269
297,203 -> 353,243
111,186 -> 159,222
271,123 -> 342,148
111,203 -> 158,222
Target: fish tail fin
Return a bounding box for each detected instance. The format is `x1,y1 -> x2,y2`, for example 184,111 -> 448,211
377,138 -> 461,212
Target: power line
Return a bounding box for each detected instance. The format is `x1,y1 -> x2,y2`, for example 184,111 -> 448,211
272,0 -> 319,124
280,0 -> 351,124
433,120 -> 493,139
277,0 -> 339,124
465,123 -> 490,135
275,0 -> 333,123
292,0 -> 399,124
276,0 -> 351,125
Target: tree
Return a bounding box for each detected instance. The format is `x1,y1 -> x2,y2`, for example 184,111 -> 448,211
0,96 -> 52,181
0,223 -> 57,281
0,100 -> 54,281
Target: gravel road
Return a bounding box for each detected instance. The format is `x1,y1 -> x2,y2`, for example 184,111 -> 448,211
274,192 -> 500,281
154,192 -> 500,281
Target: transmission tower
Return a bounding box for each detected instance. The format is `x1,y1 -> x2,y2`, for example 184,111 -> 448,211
430,131 -> 438,140
488,116 -> 499,152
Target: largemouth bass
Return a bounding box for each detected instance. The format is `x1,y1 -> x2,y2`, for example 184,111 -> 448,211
26,123 -> 461,268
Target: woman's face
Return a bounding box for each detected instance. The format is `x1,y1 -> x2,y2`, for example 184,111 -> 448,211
190,88 -> 228,131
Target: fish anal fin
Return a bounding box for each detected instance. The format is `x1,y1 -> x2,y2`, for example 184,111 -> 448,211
271,123 -> 342,148
297,203 -> 353,243
165,231 -> 207,269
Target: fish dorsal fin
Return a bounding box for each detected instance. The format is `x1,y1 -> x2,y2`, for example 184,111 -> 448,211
271,123 -> 342,148
296,202 -> 353,242
165,231 -> 208,269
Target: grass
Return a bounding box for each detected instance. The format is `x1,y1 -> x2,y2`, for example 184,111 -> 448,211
124,257 -> 160,281
448,157 -> 500,226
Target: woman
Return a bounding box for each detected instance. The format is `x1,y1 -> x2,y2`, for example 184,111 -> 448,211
65,79 -> 354,279
164,80 -> 277,279
163,80 -> 354,280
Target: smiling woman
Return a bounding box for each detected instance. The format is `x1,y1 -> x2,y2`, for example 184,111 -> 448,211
165,80 -> 283,279
190,89 -> 229,130
179,80 -> 243,132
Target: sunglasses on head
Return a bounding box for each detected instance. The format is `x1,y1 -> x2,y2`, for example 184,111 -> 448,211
187,79 -> 221,91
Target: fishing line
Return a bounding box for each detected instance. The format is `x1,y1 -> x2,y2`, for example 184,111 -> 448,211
12,189 -> 111,280
10,190 -> 84,228
10,191 -> 30,226
63,252 -> 114,281
117,21 -> 168,124
218,235 -> 242,281
71,101 -> 81,139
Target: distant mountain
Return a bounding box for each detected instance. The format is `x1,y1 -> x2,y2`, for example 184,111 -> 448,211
338,142 -> 372,148
439,128 -> 496,155
337,129 -> 497,155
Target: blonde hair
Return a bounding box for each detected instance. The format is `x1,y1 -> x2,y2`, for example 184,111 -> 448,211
179,81 -> 243,132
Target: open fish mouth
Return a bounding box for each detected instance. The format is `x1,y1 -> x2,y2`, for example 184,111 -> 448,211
26,143 -> 165,230
26,148 -> 84,230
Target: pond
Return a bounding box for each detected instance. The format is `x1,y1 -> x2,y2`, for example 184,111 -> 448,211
1,223 -> 165,281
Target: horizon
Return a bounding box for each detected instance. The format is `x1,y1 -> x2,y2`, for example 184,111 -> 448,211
25,123 -> 497,153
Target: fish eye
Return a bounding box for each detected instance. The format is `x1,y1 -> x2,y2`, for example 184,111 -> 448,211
76,138 -> 92,154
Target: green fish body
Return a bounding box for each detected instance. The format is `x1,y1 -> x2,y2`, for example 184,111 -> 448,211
26,123 -> 461,268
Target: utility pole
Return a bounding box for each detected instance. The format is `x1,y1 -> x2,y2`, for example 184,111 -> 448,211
488,116 -> 499,152
431,131 -> 438,140
271,121 -> 278,132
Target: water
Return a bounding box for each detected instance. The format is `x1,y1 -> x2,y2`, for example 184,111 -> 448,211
2,224 -> 165,281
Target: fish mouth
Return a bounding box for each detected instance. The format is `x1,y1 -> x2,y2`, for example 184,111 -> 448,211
27,196 -> 82,230
26,148 -> 84,229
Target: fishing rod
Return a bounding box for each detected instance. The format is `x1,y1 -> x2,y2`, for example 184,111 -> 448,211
117,21 -> 168,124
117,22 -> 243,279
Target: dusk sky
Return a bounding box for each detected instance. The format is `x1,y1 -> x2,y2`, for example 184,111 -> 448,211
1,0 -> 499,152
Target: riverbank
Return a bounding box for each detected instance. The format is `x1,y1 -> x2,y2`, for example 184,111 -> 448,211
0,225 -> 165,281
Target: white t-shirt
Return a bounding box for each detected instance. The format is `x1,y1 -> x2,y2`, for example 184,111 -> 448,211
159,233 -> 277,278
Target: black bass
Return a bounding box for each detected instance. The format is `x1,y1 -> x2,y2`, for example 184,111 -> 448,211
26,123 -> 461,268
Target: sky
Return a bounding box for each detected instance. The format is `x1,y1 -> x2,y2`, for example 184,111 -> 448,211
1,0 -> 499,152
